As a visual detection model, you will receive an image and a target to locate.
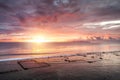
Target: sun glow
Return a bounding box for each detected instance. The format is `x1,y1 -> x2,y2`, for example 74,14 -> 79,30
28,36 -> 50,43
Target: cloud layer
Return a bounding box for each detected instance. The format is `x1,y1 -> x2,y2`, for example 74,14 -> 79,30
0,0 -> 120,42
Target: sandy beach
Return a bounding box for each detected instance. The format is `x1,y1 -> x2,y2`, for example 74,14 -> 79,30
0,51 -> 120,80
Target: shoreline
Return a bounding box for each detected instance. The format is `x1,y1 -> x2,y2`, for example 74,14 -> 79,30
0,50 -> 120,80
0,50 -> 119,62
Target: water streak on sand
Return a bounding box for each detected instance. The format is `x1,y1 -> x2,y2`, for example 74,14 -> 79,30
0,51 -> 119,62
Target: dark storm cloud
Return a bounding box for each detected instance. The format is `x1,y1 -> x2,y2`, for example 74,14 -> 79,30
94,5 -> 120,21
96,6 -> 120,16
0,2 -> 12,11
0,0 -> 120,24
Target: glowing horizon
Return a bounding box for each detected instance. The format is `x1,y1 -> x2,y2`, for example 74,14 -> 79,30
0,0 -> 120,42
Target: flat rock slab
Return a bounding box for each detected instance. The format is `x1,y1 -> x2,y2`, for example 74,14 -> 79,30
35,57 -> 66,64
18,60 -> 50,70
0,61 -> 22,74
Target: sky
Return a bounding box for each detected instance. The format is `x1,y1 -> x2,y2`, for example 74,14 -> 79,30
0,0 -> 120,42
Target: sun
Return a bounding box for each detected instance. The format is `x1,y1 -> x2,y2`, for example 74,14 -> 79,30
28,36 -> 49,43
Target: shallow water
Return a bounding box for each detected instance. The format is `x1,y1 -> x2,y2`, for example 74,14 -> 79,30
0,42 -> 120,61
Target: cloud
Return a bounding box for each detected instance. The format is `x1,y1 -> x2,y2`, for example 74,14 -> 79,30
0,26 -> 25,34
0,2 -> 12,11
83,20 -> 120,29
0,0 -> 120,41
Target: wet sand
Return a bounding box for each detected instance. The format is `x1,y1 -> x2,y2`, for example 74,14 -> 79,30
0,51 -> 120,80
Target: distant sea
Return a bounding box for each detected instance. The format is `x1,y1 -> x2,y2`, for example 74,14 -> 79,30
0,42 -> 120,61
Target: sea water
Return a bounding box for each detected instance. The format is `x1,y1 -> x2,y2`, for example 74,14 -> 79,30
0,42 -> 120,61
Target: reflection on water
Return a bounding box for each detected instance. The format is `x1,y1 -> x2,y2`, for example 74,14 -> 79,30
0,42 -> 120,60
0,42 -> 120,54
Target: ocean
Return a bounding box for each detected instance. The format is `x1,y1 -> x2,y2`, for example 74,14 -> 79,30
0,42 -> 120,61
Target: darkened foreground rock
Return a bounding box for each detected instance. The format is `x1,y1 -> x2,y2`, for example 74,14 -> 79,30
0,51 -> 120,80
